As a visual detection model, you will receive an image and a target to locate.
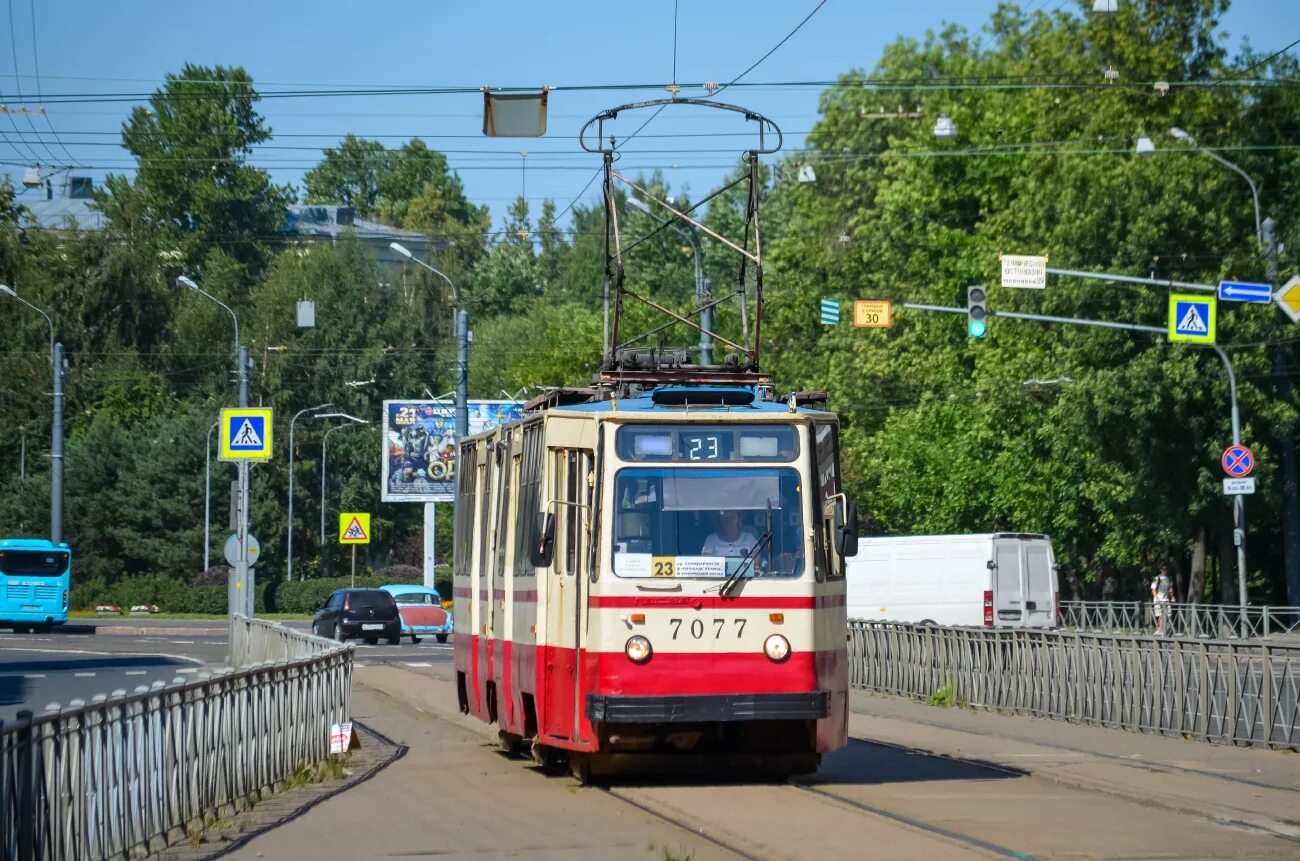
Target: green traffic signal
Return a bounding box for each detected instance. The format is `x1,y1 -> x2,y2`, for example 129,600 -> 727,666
967,286 -> 988,338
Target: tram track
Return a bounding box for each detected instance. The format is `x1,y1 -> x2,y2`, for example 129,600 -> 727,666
600,777 -> 1043,861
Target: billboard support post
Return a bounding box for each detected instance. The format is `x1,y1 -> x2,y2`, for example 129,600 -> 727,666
424,502 -> 437,588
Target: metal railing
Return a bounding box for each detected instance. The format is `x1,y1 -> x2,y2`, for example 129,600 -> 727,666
1,617 -> 352,861
1061,601 -> 1300,639
849,621 -> 1300,749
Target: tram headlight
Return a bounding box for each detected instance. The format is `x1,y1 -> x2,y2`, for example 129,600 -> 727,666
764,634 -> 791,663
625,635 -> 653,663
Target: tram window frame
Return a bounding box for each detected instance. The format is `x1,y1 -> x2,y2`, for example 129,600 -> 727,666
493,433 -> 514,581
455,442 -> 479,578
477,456 -> 492,581
812,421 -> 844,581
514,423 -> 545,577
565,451 -> 580,576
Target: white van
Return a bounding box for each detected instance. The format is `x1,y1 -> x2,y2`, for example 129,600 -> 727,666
846,533 -> 1058,628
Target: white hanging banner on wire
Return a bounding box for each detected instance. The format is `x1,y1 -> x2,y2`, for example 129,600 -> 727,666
1001,254 -> 1048,289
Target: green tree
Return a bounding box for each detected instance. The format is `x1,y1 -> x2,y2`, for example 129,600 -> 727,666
96,64 -> 293,278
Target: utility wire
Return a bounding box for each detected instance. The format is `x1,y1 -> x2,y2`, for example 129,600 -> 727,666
708,0 -> 829,100
5,0 -> 57,165
27,0 -> 77,166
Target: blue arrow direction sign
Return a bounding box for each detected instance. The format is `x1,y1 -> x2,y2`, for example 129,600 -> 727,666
1218,280 -> 1272,303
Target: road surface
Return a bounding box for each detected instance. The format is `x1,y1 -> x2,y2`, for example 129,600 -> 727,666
0,620 -> 451,721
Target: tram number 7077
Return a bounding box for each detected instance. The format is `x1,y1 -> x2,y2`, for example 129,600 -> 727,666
668,618 -> 747,640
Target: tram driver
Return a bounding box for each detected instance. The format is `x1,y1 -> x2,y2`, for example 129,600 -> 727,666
700,510 -> 760,558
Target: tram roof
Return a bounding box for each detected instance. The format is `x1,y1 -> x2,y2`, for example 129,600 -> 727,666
552,387 -> 833,416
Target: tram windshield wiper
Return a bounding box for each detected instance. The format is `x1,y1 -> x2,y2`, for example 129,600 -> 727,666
718,503 -> 774,597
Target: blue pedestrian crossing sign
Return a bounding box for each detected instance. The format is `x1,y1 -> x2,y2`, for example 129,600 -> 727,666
219,407 -> 274,461
1167,294 -> 1216,344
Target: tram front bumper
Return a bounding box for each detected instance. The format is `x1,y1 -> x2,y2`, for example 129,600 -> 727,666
586,691 -> 830,724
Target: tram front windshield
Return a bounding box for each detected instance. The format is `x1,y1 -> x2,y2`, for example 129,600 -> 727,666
612,468 -> 804,578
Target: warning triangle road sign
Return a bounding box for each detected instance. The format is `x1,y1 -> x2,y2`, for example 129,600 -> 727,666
1177,305 -> 1208,333
342,518 -> 367,541
232,418 -> 263,448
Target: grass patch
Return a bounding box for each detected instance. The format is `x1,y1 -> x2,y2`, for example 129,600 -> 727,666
926,684 -> 957,708
282,755 -> 349,792
648,844 -> 695,861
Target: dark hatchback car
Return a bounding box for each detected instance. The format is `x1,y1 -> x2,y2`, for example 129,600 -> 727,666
312,589 -> 401,645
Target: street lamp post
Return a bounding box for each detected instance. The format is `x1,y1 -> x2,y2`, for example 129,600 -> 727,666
176,276 -> 247,407
389,243 -> 468,437
319,418 -> 369,573
177,275 -> 250,631
1169,128 -> 1262,248
626,197 -> 713,365
0,285 -> 64,546
287,403 -> 335,582
204,420 -> 218,571
391,242 -> 469,590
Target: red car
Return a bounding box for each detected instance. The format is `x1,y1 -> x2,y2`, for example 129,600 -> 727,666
380,585 -> 453,644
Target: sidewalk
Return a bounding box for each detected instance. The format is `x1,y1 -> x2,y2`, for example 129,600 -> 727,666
847,689 -> 1300,842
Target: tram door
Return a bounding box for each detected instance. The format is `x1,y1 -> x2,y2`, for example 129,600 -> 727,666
542,448 -> 594,743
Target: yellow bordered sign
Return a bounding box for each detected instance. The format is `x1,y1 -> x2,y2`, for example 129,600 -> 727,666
853,300 -> 892,328
339,512 -> 371,545
1168,294 -> 1216,344
219,408 -> 273,461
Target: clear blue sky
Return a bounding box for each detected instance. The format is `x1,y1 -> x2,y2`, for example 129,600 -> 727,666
2,1 -> 1295,227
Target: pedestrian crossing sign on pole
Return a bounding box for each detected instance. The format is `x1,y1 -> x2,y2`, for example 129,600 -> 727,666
339,512 -> 371,545
219,408 -> 273,461
1167,294 -> 1216,344
820,298 -> 840,325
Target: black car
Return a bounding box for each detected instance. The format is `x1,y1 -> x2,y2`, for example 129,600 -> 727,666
312,589 -> 401,645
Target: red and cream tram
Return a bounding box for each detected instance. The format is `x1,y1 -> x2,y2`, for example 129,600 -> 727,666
452,383 -> 859,779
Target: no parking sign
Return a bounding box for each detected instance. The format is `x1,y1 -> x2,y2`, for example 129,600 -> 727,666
1221,445 -> 1254,477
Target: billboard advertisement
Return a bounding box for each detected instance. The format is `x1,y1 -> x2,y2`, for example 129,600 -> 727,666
382,400 -> 525,502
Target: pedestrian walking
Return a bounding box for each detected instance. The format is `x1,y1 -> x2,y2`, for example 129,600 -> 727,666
1151,562 -> 1176,636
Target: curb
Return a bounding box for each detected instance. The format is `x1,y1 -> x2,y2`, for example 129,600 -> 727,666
91,625 -> 227,637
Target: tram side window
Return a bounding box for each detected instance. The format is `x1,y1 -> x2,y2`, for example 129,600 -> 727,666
477,458 -> 492,578
556,449 -> 594,577
493,433 -> 514,580
454,443 -> 478,577
813,422 -> 843,580
514,424 -> 544,576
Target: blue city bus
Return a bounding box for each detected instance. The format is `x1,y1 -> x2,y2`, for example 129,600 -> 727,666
0,538 -> 71,631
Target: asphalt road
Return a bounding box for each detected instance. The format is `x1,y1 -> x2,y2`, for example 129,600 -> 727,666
0,620 -> 453,722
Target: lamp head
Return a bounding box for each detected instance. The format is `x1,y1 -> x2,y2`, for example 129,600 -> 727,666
1169,127 -> 1191,142
1135,135 -> 1155,157
626,197 -> 650,214
0,284 -> 16,298
389,242 -> 413,259
176,275 -> 199,291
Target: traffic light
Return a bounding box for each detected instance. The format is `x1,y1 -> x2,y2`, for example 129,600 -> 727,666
967,286 -> 988,338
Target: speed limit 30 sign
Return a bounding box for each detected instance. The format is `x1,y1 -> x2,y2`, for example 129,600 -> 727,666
853,300 -> 892,328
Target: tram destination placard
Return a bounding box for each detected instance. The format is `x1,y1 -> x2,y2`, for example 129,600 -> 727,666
382,399 -> 525,502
